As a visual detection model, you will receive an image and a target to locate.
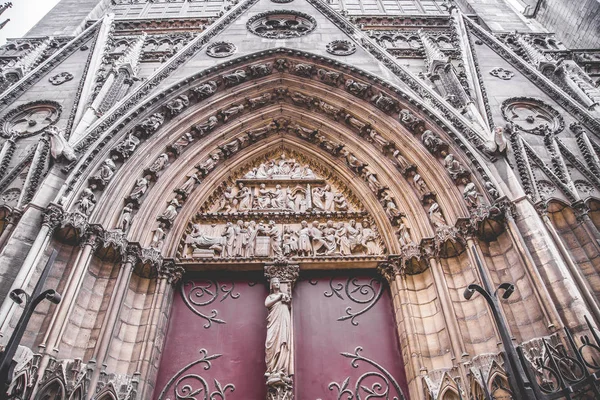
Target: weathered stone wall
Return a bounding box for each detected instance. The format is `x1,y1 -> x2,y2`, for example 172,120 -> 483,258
534,0 -> 600,49
26,0 -> 111,38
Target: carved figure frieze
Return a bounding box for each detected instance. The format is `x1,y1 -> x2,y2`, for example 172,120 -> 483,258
89,158 -> 117,188
176,173 -> 202,198
196,153 -> 220,176
158,198 -> 180,226
291,63 -> 314,77
317,68 -> 342,86
371,92 -> 398,113
48,71 -> 74,85
168,132 -> 194,155
249,63 -> 273,78
117,202 -> 133,231
222,69 -> 247,87
421,129 -> 449,156
247,92 -> 274,109
217,103 -> 244,122
247,11 -> 317,39
399,108 -> 426,135
444,153 -> 469,181
342,150 -> 368,174
165,94 -> 189,116
75,187 -> 96,216
192,115 -> 218,137
1,101 -> 61,138
428,201 -> 447,229
128,175 -> 150,204
182,218 -> 383,259
146,153 -> 169,178
463,182 -> 480,208
151,222 -> 166,249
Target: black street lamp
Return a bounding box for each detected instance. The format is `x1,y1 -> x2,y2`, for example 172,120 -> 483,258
463,245 -> 537,400
0,249 -> 61,395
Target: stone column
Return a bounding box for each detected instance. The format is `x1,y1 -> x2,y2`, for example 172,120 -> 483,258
31,230 -> 101,395
0,136 -> 16,182
136,260 -> 184,400
86,244 -> 140,400
0,204 -> 63,338
263,259 -> 299,400
378,258 -> 426,398
0,208 -> 21,250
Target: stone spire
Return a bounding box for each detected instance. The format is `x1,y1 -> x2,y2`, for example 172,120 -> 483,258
115,32 -> 147,78
418,29 -> 447,73
2,37 -> 52,79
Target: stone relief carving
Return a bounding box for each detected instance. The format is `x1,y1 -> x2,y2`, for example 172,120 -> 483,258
489,67 -> 514,80
117,202 -> 133,232
247,11 -> 317,39
75,187 -> 96,216
89,158 -> 117,188
265,276 -> 293,388
344,79 -> 371,98
48,71 -> 74,85
0,100 -> 61,138
206,41 -> 237,58
222,69 -> 246,87
191,80 -> 218,99
46,126 -> 77,162
135,112 -> 165,137
326,40 -> 357,56
168,132 -> 194,155
165,94 -> 189,116
111,132 -> 140,161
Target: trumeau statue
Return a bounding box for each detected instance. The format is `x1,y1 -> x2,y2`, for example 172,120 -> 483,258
265,277 -> 293,387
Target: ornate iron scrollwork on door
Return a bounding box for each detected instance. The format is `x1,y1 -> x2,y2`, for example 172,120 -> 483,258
181,280 -> 240,328
323,277 -> 383,326
157,348 -> 236,400
326,347 -> 407,400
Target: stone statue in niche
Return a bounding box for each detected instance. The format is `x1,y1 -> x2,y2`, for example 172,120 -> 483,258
345,79 -> 370,98
113,133 -> 140,160
218,104 -> 244,122
250,63 -> 272,77
463,182 -> 480,207
91,158 -> 117,186
222,69 -> 247,86
129,175 -> 150,202
169,132 -> 194,155
345,113 -> 367,132
76,188 -> 96,216
381,192 -> 403,224
47,126 -> 77,162
265,277 -> 293,388
317,68 -> 342,86
137,112 -> 164,136
166,95 -> 189,116
292,63 -> 314,77
342,150 -> 368,173
412,173 -> 431,197
159,198 -> 180,224
371,92 -> 397,112
117,203 -> 133,231
151,223 -> 166,249
192,80 -> 217,99
399,109 -> 426,134
365,127 -> 391,149
247,92 -> 273,109
392,149 -> 411,173
428,202 -> 446,228
219,135 -> 248,158
197,153 -> 220,176
148,153 -> 169,175
315,134 -> 345,156
421,130 -> 448,156
177,173 -> 201,197
290,91 -> 313,107
362,167 -> 385,194
193,116 -> 218,137
444,154 -> 467,180
485,181 -> 499,199
314,100 -> 341,120
396,217 -> 412,247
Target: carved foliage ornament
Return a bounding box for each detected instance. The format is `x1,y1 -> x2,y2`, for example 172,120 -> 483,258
501,98 -> 565,135
0,100 -> 61,138
247,11 -> 317,39
326,40 -> 357,56
206,41 -> 237,58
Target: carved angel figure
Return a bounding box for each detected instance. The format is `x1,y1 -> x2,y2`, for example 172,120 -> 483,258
392,149 -> 410,172
396,218 -> 411,247
92,158 -> 117,186
265,277 -> 293,387
219,136 -> 248,157
381,192 -> 402,221
76,188 -> 96,216
362,167 -> 384,194
166,95 -> 189,116
192,80 -> 217,99
247,92 -> 273,109
117,203 -> 133,231
137,113 -> 164,136
343,150 -> 368,173
168,133 -> 193,156
222,69 -> 247,86
194,116 -> 218,137
412,173 -> 430,196
151,223 -> 166,249
399,109 -> 425,133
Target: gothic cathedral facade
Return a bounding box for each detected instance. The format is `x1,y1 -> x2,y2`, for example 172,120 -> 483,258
0,0 -> 599,399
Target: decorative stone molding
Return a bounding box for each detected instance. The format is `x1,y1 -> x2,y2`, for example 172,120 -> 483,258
48,71 -> 74,85
247,11 -> 316,39
326,40 -> 356,56
489,67 -> 514,80
264,258 -> 300,284
501,97 -> 565,135
206,41 -> 237,58
0,100 -> 61,138
43,203 -> 64,230
158,260 -> 185,285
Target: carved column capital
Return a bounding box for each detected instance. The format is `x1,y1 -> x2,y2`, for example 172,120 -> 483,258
377,256 -> 404,283
140,246 -> 163,269
42,203 -> 64,230
420,238 -> 438,259
572,200 -> 591,222
159,260 -> 186,285
124,243 -> 141,265
101,229 -> 128,257
535,201 -> 549,218
80,225 -> 104,251
264,258 -> 299,285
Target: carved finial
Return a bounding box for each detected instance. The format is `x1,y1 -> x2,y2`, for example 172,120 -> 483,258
115,33 -> 147,77
377,257 -> 404,283
516,35 -> 556,71
418,29 -> 447,72
3,36 -> 52,78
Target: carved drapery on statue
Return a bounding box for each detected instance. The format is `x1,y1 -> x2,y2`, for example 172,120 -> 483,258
180,151 -> 385,260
